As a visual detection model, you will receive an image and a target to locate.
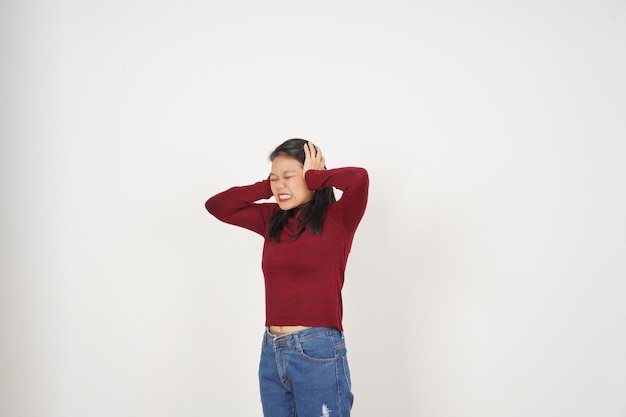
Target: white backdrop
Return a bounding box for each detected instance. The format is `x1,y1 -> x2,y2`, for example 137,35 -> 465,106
2,1 -> 625,416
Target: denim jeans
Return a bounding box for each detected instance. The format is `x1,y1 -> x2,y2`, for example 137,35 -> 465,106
259,327 -> 354,417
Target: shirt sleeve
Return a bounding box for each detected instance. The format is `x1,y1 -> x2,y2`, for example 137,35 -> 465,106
204,179 -> 275,236
304,167 -> 369,233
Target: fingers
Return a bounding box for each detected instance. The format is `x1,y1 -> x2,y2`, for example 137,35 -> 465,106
305,141 -> 322,159
303,141 -> 311,159
304,141 -> 325,171
304,141 -> 317,158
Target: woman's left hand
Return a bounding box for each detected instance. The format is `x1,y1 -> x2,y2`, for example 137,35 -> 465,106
303,141 -> 326,176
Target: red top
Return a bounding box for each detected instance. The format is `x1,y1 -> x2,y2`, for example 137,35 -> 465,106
205,167 -> 369,330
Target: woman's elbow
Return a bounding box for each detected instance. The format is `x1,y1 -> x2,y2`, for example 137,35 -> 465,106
204,197 -> 219,216
354,167 -> 369,186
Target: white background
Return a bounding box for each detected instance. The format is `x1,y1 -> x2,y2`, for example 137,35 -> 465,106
2,1 -> 625,416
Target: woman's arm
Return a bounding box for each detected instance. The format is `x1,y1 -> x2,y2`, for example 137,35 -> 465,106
305,167 -> 369,233
302,142 -> 369,232
204,179 -> 275,236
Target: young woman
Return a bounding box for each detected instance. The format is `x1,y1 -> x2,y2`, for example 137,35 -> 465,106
205,138 -> 368,417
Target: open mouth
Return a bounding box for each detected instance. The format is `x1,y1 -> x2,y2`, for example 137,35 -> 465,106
278,194 -> 292,201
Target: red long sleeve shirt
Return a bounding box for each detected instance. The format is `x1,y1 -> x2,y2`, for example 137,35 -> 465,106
205,167 -> 369,330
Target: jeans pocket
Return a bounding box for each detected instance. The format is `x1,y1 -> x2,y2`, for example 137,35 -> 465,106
297,336 -> 337,363
342,355 -> 352,391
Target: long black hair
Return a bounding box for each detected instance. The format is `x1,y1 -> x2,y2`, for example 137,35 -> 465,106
267,138 -> 336,242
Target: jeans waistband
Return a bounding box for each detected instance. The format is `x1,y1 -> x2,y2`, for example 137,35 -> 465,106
264,327 -> 340,347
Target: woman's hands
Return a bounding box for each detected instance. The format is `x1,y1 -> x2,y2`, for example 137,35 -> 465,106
303,141 -> 325,177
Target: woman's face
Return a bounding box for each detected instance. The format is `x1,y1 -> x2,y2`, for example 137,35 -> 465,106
269,154 -> 314,210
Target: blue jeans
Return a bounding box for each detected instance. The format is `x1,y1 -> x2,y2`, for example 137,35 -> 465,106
259,327 -> 354,417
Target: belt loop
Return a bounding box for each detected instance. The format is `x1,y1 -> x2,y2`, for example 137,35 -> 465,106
293,329 -> 301,349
